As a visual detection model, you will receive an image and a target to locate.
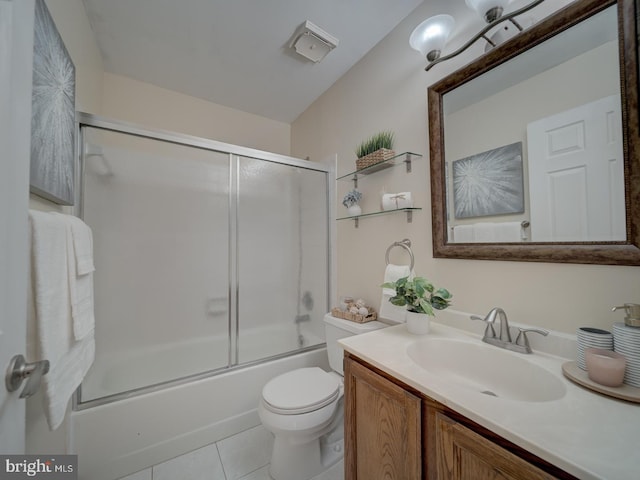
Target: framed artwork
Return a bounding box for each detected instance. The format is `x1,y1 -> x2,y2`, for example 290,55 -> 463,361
29,0 -> 76,205
452,142 -> 524,219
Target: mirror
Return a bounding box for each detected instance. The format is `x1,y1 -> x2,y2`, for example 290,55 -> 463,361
428,0 -> 640,265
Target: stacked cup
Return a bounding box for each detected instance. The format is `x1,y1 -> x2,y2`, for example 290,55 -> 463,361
613,322 -> 640,387
577,327 -> 613,370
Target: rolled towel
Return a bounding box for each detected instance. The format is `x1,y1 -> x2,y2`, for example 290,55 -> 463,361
382,192 -> 413,211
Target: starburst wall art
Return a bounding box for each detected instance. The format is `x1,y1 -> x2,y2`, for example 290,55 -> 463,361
29,0 -> 76,205
452,142 -> 524,219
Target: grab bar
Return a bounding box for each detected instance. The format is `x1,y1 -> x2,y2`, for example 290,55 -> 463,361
385,238 -> 414,270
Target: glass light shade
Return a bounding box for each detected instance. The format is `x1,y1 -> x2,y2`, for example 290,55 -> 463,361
409,15 -> 455,60
465,0 -> 510,21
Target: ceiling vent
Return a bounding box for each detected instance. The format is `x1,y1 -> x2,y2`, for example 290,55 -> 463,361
290,21 -> 339,63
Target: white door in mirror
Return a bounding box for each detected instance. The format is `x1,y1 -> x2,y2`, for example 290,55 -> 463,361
527,94 -> 625,242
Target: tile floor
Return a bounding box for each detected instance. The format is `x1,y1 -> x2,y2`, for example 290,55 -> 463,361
119,425 -> 344,480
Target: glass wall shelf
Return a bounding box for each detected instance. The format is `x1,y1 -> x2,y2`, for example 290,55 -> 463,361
337,207 -> 422,228
337,152 -> 422,187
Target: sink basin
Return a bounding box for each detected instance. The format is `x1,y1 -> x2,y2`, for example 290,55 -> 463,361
406,337 -> 566,402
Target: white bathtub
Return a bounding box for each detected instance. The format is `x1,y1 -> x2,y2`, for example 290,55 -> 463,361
80,325 -> 322,402
72,332 -> 328,480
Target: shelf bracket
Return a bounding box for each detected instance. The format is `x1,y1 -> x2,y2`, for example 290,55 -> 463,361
354,217 -> 359,228
405,153 -> 412,173
406,210 -> 413,223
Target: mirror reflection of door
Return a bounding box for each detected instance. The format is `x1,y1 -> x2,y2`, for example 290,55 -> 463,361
527,95 -> 625,242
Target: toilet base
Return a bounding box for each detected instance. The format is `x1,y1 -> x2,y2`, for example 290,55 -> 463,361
269,431 -> 343,480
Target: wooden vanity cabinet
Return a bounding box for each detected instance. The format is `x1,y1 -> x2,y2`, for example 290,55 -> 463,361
429,409 -> 558,480
344,353 -> 422,479
344,353 -> 576,480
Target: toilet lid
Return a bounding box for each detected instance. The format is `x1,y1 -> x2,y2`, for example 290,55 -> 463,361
262,367 -> 340,415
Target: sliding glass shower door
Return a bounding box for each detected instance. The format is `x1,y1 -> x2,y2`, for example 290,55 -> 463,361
78,116 -> 332,406
81,127 -> 231,402
237,157 -> 328,364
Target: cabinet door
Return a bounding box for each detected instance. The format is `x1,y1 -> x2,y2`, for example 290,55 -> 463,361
434,412 -> 558,480
344,356 -> 422,480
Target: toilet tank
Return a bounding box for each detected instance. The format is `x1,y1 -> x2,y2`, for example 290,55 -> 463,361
323,313 -> 387,375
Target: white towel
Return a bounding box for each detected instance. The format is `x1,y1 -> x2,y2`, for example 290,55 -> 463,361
473,222 -> 497,242
68,214 -> 95,275
379,264 -> 413,324
452,225 -> 475,243
495,221 -> 523,242
55,213 -> 96,340
29,210 -> 95,430
453,222 -> 524,243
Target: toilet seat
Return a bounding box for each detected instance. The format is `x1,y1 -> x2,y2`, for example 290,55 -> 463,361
262,367 -> 340,415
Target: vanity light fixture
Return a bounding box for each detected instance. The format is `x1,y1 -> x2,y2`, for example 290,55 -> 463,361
290,21 -> 339,63
410,0 -> 545,71
409,15 -> 456,62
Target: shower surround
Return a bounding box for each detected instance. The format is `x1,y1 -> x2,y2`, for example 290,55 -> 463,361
72,114 -> 334,479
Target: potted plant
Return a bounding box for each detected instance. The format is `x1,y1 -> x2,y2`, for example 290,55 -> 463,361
381,276 -> 452,334
342,189 -> 363,216
355,131 -> 395,170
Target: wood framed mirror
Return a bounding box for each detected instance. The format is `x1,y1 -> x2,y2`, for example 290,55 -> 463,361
428,0 -> 640,265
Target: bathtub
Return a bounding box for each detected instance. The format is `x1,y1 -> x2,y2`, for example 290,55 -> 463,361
80,324 -> 323,403
72,330 -> 328,480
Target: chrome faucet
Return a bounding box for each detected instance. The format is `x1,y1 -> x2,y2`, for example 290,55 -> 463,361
471,307 -> 548,354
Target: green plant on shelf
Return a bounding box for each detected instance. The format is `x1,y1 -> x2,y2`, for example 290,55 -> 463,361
355,131 -> 395,159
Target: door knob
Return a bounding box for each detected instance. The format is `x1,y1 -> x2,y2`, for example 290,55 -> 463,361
5,354 -> 50,399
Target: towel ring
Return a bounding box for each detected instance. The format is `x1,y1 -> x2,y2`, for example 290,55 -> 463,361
385,238 -> 414,270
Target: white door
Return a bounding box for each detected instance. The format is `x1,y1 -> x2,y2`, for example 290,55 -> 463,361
527,95 -> 625,242
0,0 -> 35,453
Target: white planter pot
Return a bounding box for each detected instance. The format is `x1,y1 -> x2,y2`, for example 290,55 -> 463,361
347,204 -> 362,216
406,310 -> 430,335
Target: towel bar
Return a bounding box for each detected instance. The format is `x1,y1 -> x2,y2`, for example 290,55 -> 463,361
385,238 -> 414,270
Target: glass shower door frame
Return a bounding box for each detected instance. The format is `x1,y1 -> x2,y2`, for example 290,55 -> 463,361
74,112 -> 335,409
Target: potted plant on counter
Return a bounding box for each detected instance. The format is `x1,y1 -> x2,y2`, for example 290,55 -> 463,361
381,276 -> 452,334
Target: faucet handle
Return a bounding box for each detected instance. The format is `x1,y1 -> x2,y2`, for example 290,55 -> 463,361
471,314 -> 496,338
514,328 -> 548,353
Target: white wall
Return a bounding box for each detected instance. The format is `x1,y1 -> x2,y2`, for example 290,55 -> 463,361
101,73 -> 292,156
291,0 -> 640,335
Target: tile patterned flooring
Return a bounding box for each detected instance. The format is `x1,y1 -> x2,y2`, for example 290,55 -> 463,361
119,425 -> 343,480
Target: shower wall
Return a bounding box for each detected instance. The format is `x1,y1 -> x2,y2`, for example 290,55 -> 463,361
79,117 -> 331,404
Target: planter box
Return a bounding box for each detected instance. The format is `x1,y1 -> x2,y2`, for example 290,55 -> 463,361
356,148 -> 395,170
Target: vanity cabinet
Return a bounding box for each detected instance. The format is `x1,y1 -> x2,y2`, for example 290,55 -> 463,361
344,354 -> 422,479
430,410 -> 556,480
344,353 -> 575,480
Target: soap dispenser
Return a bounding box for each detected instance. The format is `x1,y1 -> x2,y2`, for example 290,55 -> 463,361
612,303 -> 640,327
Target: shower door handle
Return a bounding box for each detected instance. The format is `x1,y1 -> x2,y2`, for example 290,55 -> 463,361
5,354 -> 50,399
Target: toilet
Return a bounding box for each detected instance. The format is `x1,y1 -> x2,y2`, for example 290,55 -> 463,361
258,313 -> 387,480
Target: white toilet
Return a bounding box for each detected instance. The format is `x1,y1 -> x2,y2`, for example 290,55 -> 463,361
259,313 -> 387,480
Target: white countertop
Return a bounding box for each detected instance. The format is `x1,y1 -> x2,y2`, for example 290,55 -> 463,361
338,319 -> 640,480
